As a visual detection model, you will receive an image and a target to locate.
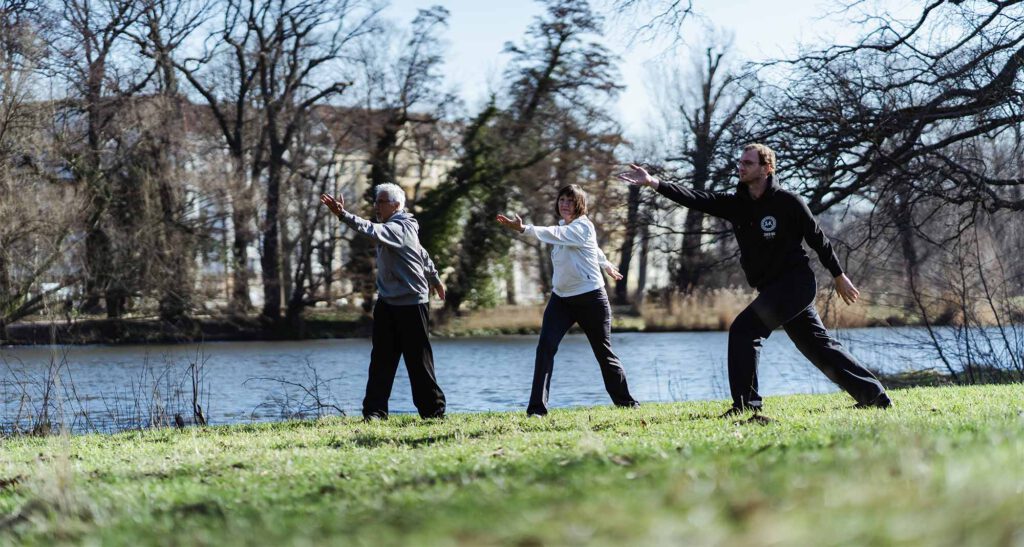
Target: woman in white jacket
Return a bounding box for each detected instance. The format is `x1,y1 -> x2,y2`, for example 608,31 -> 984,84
497,184 -> 640,416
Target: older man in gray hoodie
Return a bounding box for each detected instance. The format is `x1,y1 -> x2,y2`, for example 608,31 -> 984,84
321,183 -> 446,420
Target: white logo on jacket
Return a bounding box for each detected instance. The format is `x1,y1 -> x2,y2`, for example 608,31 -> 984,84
760,216 -> 777,239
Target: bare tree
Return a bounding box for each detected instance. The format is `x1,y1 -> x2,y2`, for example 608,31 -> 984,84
661,38 -> 754,292
759,1 -> 1024,214
0,0 -> 79,336
247,0 -> 379,322
129,0 -> 210,323
280,113 -> 351,327
170,0 -> 266,314
608,0 -> 695,43
49,0 -> 147,317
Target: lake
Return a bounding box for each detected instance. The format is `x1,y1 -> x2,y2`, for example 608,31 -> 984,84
0,328 -> 956,432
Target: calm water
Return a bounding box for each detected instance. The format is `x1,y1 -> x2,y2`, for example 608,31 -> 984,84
0,328 -> 952,431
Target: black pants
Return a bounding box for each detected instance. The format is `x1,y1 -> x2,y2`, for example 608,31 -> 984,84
363,301 -> 446,419
727,267 -> 887,409
527,289 -> 638,415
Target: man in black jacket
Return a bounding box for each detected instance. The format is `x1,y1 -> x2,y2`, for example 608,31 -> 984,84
618,144 -> 891,415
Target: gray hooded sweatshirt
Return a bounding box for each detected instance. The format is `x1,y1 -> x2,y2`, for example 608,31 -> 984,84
338,209 -> 441,306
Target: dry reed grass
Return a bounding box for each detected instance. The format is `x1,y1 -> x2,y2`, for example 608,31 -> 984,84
438,287 -> 927,335
438,304 -> 547,335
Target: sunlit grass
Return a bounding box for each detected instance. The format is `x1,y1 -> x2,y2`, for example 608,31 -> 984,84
1,384 -> 1022,545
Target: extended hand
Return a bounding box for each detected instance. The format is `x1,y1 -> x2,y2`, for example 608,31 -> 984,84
603,263 -> 623,281
431,282 -> 446,301
616,163 -> 658,189
320,193 -> 345,216
495,213 -> 525,233
835,273 -> 860,305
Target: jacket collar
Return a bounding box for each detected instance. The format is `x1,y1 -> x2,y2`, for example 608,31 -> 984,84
736,174 -> 780,201
558,214 -> 588,226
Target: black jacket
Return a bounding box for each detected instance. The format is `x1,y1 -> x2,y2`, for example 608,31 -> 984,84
656,175 -> 844,289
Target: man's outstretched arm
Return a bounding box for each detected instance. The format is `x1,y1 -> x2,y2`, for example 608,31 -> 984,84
617,163 -> 734,219
321,193 -> 407,248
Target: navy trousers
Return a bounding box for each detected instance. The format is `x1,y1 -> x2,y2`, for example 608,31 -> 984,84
527,288 -> 638,415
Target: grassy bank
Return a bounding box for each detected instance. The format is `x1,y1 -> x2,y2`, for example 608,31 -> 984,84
2,385 -> 1022,546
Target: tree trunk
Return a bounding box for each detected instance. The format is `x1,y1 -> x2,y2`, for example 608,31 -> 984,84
261,158 -> 283,321
156,101 -> 193,324
505,263 -> 517,305
894,183 -> 921,313
318,238 -> 335,304
534,241 -> 552,297
280,208 -> 294,313
614,185 -> 641,305
229,158 -> 254,314
634,220 -> 650,310
676,162 -> 710,293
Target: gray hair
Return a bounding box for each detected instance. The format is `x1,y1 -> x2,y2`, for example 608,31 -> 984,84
375,183 -> 406,210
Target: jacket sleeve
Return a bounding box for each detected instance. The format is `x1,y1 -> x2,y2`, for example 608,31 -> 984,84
655,182 -> 734,219
795,196 -> 844,277
420,246 -> 442,286
596,246 -> 613,269
522,220 -> 592,247
338,210 -> 407,249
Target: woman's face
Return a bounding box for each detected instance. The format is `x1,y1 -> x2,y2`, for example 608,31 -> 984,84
557,194 -> 576,222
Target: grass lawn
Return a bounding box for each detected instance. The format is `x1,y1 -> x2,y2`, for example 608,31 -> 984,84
2,384 -> 1022,546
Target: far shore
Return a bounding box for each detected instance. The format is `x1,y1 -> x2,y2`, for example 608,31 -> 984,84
1,300 -> 932,347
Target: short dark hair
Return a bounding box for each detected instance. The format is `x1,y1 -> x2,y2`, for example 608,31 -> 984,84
555,184 -> 588,220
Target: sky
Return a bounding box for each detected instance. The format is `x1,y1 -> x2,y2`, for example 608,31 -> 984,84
380,0 -> 918,140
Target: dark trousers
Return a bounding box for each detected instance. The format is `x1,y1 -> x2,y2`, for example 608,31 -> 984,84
363,301 -> 446,419
527,288 -> 638,415
727,267 -> 887,409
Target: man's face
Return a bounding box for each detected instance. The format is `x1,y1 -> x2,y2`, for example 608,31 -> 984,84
737,149 -> 768,184
375,196 -> 400,222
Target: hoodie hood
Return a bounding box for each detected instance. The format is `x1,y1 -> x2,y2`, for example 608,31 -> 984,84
384,210 -> 416,226
736,174 -> 781,201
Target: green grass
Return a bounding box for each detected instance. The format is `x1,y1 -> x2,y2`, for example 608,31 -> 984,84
2,385 -> 1023,546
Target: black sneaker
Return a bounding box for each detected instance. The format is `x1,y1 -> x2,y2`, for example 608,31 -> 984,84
719,403 -> 763,418
422,409 -> 446,420
719,406 -> 745,419
746,413 -> 775,425
854,393 -> 892,409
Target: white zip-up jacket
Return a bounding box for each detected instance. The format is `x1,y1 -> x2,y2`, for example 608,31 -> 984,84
523,215 -> 613,297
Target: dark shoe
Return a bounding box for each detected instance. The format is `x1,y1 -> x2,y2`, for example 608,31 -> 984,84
362,413 -> 387,422
719,406 -> 745,419
617,401 -> 641,409
746,413 -> 775,425
719,402 -> 763,418
854,393 -> 892,409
